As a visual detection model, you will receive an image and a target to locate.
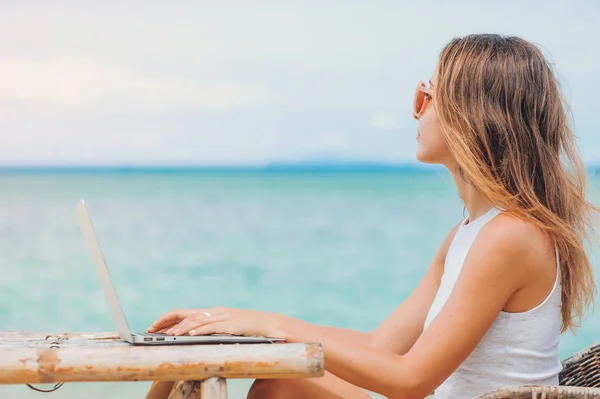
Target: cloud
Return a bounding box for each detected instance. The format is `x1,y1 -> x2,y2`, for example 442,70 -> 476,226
0,1 -> 598,164
0,57 -> 277,113
369,111 -> 398,130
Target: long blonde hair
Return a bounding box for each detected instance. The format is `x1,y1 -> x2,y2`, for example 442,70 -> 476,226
435,34 -> 598,333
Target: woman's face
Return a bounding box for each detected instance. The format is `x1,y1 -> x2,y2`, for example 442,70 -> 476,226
414,71 -> 453,166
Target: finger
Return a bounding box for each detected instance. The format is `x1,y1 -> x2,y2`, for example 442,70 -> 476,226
149,309 -> 200,331
189,322 -> 234,336
169,314 -> 213,336
148,319 -> 182,333
148,320 -> 178,333
171,313 -> 228,336
147,311 -> 180,332
148,309 -> 197,332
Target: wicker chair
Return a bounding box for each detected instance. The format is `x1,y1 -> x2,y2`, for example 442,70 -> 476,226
474,341 -> 600,398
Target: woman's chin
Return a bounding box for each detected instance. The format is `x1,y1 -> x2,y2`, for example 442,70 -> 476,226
416,147 -> 431,163
415,147 -> 440,164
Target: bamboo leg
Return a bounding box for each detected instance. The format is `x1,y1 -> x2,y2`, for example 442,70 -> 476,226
200,377 -> 228,399
166,378 -> 227,399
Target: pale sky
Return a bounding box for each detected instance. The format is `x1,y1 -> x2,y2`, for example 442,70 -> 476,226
1,0 -> 599,165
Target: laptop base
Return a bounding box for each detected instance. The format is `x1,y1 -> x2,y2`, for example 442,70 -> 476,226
131,332 -> 282,345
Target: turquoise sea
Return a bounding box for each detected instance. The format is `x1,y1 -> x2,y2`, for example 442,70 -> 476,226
1,169 -> 599,399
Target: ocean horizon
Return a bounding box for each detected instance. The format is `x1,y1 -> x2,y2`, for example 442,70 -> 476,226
0,162 -> 599,174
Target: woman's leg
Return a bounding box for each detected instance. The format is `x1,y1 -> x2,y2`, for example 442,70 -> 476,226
146,381 -> 175,399
247,371 -> 374,399
145,373 -> 376,399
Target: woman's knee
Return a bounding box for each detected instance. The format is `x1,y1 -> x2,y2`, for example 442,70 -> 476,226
247,379 -> 287,399
247,374 -> 372,399
146,381 -> 175,399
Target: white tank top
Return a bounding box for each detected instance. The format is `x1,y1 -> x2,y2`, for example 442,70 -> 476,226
424,207 -> 563,399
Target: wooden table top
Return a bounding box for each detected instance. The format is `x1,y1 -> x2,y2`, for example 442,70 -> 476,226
0,332 -> 324,384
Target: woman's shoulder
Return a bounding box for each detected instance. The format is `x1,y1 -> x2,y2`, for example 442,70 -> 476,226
474,211 -> 556,285
437,211 -> 553,278
484,211 -> 553,258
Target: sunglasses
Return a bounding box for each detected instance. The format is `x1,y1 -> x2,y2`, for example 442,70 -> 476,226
413,80 -> 435,120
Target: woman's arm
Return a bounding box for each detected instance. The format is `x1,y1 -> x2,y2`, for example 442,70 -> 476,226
277,218 -> 533,399
313,325 -> 372,342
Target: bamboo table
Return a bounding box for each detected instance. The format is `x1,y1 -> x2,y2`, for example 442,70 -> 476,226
0,332 -> 324,398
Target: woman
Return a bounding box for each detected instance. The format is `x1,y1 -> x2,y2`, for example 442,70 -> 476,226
146,34 -> 598,399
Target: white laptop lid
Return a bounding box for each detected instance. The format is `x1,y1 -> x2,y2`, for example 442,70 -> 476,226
76,199 -> 134,342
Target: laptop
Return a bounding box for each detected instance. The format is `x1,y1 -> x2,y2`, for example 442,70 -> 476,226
75,198 -> 283,345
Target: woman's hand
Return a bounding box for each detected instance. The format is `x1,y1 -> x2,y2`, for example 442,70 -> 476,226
146,309 -> 198,333
147,307 -> 285,338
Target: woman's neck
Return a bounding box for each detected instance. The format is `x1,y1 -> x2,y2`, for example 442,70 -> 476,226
450,168 -> 495,223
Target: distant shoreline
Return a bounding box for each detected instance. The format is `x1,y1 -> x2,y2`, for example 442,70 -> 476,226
0,163 -> 446,175
0,163 -> 597,176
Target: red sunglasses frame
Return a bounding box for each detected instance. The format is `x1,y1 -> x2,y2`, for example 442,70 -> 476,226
413,81 -> 435,120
